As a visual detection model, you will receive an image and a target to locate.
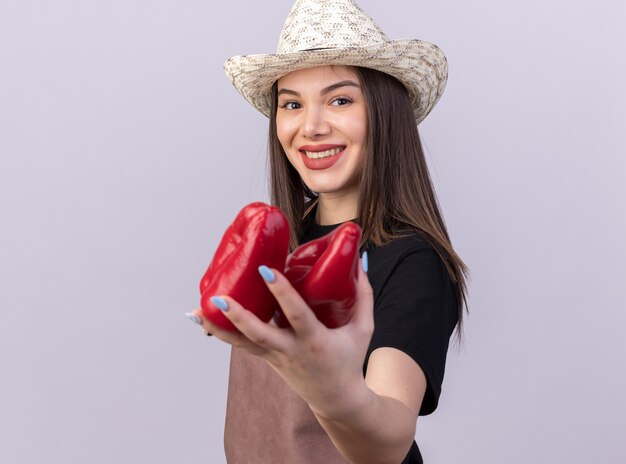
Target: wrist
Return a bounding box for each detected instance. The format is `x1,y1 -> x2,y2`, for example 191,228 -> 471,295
310,377 -> 373,423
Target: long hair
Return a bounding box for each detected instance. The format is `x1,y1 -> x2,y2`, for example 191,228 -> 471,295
268,66 -> 469,341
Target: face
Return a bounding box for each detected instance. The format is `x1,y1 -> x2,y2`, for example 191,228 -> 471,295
275,65 -> 367,200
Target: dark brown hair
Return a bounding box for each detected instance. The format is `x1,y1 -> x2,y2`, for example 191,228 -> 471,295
267,66 -> 468,341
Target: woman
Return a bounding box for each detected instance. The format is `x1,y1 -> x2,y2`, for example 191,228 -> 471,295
187,1 -> 468,462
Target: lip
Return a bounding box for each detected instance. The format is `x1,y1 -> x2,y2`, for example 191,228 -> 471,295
298,144 -> 345,152
299,144 -> 346,170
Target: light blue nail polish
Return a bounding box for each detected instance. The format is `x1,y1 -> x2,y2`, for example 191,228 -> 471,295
362,251 -> 369,273
210,296 -> 229,312
185,312 -> 202,325
258,265 -> 276,283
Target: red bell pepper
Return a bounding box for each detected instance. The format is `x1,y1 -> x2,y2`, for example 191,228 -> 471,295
275,222 -> 362,329
199,202 -> 290,332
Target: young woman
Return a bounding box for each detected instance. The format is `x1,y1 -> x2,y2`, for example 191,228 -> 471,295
187,1 -> 468,463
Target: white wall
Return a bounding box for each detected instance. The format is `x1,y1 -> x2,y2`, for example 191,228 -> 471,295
1,1 -> 624,462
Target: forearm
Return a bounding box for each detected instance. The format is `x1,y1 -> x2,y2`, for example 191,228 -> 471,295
311,385 -> 417,464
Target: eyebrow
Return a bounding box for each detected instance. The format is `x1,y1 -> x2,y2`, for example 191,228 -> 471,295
277,80 -> 360,97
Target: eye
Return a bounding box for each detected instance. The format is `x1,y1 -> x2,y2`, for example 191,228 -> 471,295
330,97 -> 353,106
279,101 -> 301,110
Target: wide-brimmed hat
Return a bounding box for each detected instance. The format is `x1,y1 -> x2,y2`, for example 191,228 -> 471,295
224,0 -> 448,124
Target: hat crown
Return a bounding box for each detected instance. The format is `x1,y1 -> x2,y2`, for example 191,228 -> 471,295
277,0 -> 388,53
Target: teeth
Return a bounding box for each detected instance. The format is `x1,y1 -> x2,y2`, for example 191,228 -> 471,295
303,147 -> 343,159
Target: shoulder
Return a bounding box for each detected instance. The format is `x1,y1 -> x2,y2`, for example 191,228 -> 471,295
365,231 -> 453,306
366,231 -> 442,276
374,231 -> 434,253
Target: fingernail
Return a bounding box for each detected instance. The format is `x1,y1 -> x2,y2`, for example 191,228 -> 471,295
210,296 -> 229,312
185,312 -> 201,325
361,251 -> 368,273
258,265 -> 276,283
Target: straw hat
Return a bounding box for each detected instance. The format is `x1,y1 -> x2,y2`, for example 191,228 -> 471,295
224,0 -> 448,124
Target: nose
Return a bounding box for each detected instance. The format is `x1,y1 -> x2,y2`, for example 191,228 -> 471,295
302,105 -> 331,139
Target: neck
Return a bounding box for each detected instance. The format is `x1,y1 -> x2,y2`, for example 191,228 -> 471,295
315,191 -> 359,225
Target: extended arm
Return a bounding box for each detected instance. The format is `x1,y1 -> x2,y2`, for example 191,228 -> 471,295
191,260 -> 430,464
312,346 -> 426,464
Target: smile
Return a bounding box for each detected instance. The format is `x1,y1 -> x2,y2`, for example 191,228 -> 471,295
298,144 -> 347,170
301,146 -> 345,159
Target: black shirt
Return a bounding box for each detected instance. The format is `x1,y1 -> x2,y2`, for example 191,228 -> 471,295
301,213 -> 458,464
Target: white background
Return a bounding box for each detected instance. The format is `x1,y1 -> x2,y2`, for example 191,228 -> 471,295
1,0 -> 625,462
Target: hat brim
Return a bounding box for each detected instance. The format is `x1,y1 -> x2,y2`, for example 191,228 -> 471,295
224,39 -> 448,125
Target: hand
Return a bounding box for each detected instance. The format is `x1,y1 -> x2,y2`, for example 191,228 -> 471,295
187,255 -> 374,420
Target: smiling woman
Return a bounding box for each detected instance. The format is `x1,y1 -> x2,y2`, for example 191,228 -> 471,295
276,66 -> 368,213
188,1 -> 468,463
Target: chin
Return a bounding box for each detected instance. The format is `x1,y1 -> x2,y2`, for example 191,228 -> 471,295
303,178 -> 340,194
306,182 -> 358,197
299,169 -> 361,197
